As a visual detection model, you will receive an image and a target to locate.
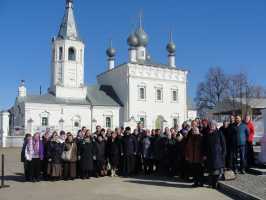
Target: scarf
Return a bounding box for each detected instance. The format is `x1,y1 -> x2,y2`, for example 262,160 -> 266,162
33,138 -> 40,155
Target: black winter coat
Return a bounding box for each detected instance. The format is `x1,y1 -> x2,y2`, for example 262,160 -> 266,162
203,130 -> 226,171
152,135 -> 162,160
94,140 -> 106,162
106,138 -> 121,166
79,140 -> 95,171
47,141 -> 64,164
121,134 -> 138,156
226,123 -> 238,152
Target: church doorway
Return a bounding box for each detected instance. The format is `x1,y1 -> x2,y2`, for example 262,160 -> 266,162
155,115 -> 165,130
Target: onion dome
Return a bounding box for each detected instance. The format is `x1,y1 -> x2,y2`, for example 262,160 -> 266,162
167,42 -> 176,54
166,32 -> 176,54
106,47 -> 116,58
106,39 -> 116,57
127,33 -> 139,47
135,28 -> 148,47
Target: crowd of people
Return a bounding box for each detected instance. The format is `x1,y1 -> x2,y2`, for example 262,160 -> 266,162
21,114 -> 255,189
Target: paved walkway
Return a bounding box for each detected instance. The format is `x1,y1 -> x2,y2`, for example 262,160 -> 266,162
0,148 -> 231,200
219,174 -> 266,200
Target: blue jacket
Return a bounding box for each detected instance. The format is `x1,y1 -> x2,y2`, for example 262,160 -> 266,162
236,123 -> 249,146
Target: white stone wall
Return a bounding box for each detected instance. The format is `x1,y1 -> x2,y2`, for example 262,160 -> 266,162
23,103 -> 91,135
51,39 -> 85,88
97,63 -> 188,129
91,106 -> 120,132
128,64 -> 188,129
0,112 -> 10,147
187,110 -> 197,121
97,65 -> 129,125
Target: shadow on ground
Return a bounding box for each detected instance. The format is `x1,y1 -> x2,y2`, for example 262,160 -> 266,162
123,175 -> 193,188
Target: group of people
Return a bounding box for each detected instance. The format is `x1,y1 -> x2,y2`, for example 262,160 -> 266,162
21,114 -> 255,189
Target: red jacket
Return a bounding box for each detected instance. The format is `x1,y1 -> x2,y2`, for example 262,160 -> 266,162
247,121 -> 255,143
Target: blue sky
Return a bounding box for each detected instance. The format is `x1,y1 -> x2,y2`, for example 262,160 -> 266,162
1,0 -> 266,110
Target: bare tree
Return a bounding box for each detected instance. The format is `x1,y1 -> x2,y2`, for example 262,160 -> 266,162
195,67 -> 229,116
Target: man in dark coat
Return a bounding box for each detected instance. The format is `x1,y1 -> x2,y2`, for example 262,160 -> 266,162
121,127 -> 138,176
219,120 -> 230,168
78,135 -> 95,179
106,131 -> 121,176
226,115 -> 238,173
235,115 -> 249,174
152,129 -> 162,174
94,135 -> 107,177
140,129 -> 153,175
203,120 -> 226,188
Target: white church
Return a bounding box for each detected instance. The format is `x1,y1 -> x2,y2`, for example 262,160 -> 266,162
0,0 -> 196,147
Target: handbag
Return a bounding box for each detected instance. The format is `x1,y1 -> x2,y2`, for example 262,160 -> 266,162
61,143 -> 73,161
224,170 -> 236,181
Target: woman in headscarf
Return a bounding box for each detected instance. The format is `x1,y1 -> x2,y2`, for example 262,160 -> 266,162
75,129 -> 84,178
47,131 -> 64,181
32,132 -> 44,181
42,131 -> 51,180
78,130 -> 95,179
185,120 -> 204,187
203,120 -> 226,189
62,133 -> 78,180
21,134 -> 33,181
106,131 -> 121,177
94,134 -> 107,177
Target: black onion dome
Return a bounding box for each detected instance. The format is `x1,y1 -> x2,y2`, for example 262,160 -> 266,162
106,47 -> 116,57
135,28 -> 148,47
127,33 -> 139,47
167,41 -> 176,54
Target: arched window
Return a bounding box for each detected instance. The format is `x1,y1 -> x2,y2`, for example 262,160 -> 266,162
68,47 -> 76,61
105,117 -> 112,128
59,47 -> 63,60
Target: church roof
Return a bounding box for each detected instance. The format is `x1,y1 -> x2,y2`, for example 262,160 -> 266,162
133,59 -> 187,71
87,85 -> 123,107
16,94 -> 90,106
57,0 -> 80,41
16,85 -> 122,107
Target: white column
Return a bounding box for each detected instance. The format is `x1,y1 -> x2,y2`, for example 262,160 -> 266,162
129,48 -> 137,62
18,82 -> 27,97
136,46 -> 146,60
259,109 -> 266,164
107,58 -> 115,70
0,112 -> 10,148
168,54 -> 176,67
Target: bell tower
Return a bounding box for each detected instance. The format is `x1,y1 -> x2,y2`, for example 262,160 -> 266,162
49,0 -> 87,99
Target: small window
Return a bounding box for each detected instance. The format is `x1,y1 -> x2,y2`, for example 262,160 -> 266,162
42,117 -> 48,126
139,117 -> 145,126
59,47 -> 63,60
139,87 -> 146,100
156,89 -> 162,101
106,117 -> 112,128
173,118 -> 178,128
68,47 -> 76,61
74,121 -> 80,127
172,90 -> 178,102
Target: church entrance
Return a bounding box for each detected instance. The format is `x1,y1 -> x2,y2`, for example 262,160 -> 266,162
155,115 -> 165,130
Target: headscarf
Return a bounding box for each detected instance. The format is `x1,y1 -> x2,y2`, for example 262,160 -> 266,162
32,133 -> 40,154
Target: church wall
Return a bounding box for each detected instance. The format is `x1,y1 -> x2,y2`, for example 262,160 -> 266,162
128,64 -> 188,129
97,65 -> 129,125
24,103 -> 91,135
51,39 -> 85,88
91,106 -> 120,132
